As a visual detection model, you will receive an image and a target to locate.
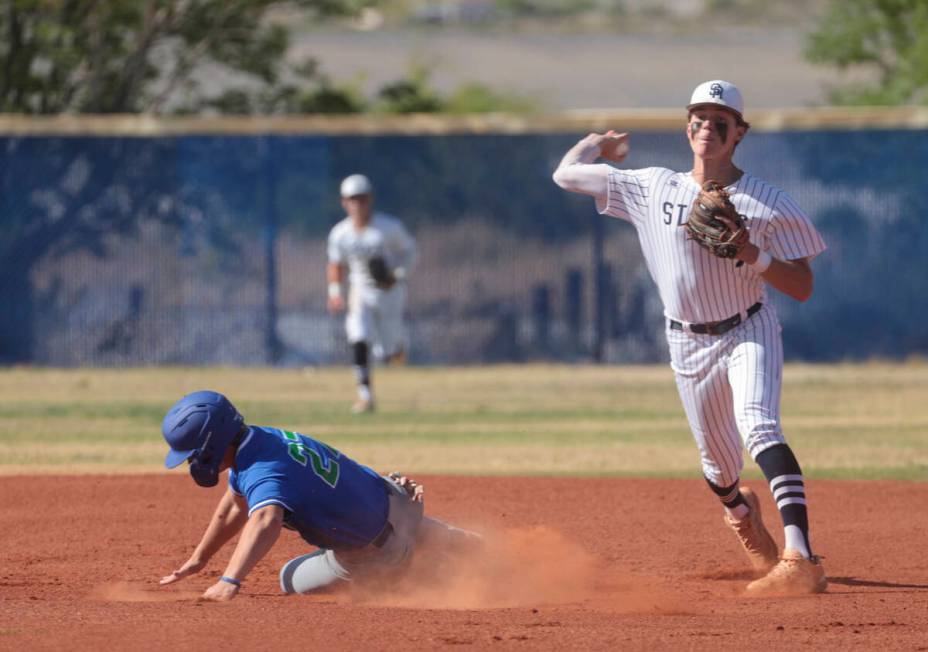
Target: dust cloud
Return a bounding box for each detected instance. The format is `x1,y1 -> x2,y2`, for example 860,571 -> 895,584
348,525 -> 688,613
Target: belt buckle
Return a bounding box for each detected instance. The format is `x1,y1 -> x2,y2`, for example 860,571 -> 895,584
704,315 -> 732,336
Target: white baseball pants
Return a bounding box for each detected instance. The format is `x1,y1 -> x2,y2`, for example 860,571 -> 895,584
667,303 -> 787,487
345,283 -> 407,360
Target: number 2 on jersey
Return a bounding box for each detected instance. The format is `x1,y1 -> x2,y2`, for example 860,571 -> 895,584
282,430 -> 341,488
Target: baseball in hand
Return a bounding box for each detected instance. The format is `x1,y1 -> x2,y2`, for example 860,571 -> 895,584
600,130 -> 629,162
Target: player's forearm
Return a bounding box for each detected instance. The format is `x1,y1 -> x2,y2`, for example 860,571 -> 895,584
552,138 -> 610,197
221,506 -> 283,582
761,259 -> 813,302
327,262 -> 344,284
192,491 -> 248,562
740,246 -> 813,302
393,247 -> 416,280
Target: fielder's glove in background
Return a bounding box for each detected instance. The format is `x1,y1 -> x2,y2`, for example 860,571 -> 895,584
367,256 -> 396,289
685,180 -> 749,259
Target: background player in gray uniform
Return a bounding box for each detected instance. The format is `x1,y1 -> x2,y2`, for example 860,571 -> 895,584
158,390 -> 478,601
553,80 -> 827,596
327,174 -> 417,414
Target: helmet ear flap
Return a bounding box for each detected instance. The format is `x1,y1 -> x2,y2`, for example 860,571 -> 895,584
189,459 -> 219,487
188,429 -> 219,487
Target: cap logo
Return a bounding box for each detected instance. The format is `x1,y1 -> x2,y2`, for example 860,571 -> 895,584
709,83 -> 724,99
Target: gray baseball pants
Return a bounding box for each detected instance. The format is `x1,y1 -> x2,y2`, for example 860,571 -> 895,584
279,477 -> 470,594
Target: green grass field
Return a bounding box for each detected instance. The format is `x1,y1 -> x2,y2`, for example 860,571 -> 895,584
1,363 -> 926,479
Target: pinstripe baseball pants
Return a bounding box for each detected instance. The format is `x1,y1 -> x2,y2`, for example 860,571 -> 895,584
667,303 -> 787,487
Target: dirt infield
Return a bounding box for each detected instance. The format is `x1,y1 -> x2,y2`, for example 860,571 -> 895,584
1,475 -> 926,650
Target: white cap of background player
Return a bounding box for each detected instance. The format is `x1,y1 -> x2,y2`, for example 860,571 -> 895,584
340,174 -> 373,198
687,80 -> 744,119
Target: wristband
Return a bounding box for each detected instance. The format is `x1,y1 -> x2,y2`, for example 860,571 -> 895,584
220,576 -> 241,587
749,250 -> 773,274
327,282 -> 342,299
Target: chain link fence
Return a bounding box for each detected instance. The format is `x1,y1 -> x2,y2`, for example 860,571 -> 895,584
2,112 -> 926,365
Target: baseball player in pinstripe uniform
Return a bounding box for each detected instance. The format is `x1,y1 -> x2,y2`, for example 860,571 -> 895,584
553,80 -> 828,596
327,174 -> 417,414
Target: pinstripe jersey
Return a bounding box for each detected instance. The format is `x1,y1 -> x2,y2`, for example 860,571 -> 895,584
597,167 -> 826,324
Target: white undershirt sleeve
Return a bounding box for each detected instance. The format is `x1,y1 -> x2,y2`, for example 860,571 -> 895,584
552,137 -> 612,200
552,161 -> 612,200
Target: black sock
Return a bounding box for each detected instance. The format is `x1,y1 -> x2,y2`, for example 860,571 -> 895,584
351,341 -> 371,394
705,477 -> 748,513
755,444 -> 813,557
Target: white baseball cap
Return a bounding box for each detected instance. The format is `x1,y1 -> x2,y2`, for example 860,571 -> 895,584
340,173 -> 373,198
687,80 -> 744,119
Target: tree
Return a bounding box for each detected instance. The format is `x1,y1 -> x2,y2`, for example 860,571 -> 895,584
373,66 -> 444,113
0,1 -> 365,362
805,0 -> 928,105
0,0 -> 365,115
0,1 -> 537,363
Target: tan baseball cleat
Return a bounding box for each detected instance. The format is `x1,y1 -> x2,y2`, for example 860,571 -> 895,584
351,398 -> 375,414
724,487 -> 779,574
745,548 -> 828,597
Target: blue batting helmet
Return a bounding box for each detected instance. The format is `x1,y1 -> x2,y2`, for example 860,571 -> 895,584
162,390 -> 245,487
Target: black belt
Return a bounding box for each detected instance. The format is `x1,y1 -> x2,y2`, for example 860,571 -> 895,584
370,521 -> 394,548
669,302 -> 762,336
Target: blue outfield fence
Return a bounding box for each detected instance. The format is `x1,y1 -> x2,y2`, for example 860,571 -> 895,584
1,119 -> 926,366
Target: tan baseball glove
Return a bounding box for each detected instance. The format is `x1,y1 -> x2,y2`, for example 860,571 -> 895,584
388,471 -> 424,502
685,180 -> 749,259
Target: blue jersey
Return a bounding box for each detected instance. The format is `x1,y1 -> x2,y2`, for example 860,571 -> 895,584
228,426 -> 389,550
